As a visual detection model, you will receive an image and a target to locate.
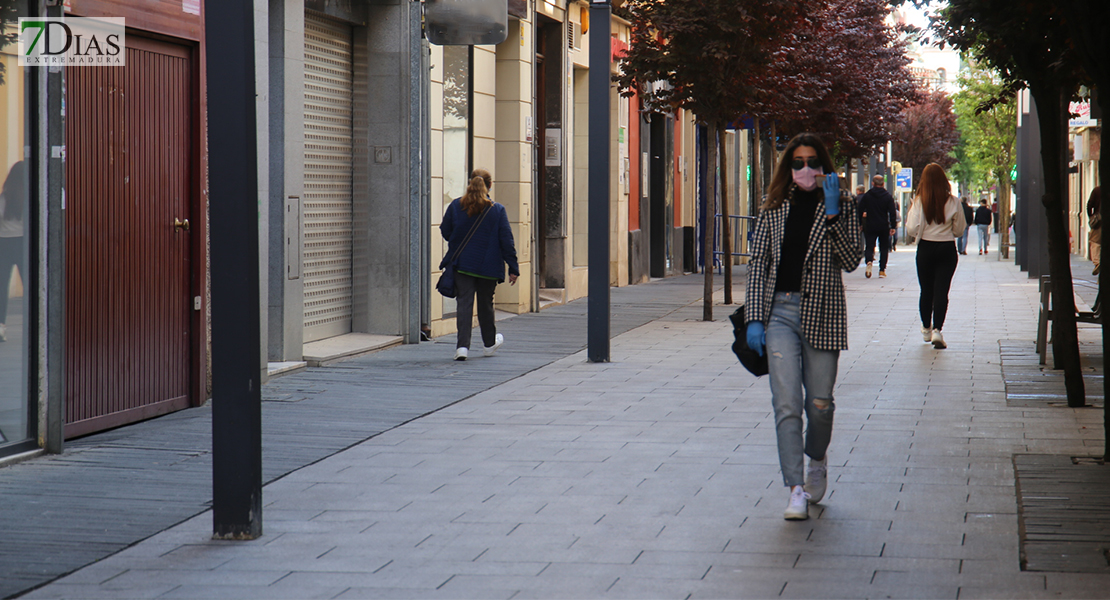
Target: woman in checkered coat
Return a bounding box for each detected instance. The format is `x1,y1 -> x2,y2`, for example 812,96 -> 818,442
744,133 -> 864,520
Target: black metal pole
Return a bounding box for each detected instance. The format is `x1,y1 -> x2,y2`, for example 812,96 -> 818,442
588,0 -> 611,363
206,0 -> 263,539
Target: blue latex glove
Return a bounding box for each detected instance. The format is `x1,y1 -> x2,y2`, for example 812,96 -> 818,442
822,172 -> 840,215
747,322 -> 766,357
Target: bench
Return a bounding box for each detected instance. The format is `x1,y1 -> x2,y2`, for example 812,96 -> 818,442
1036,275 -> 1101,365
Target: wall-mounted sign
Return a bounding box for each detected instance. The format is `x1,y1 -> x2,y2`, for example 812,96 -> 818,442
545,128 -> 562,167
896,168 -> 913,190
425,0 -> 508,46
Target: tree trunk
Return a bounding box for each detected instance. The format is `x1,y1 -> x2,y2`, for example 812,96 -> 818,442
1103,112 -> 1108,458
770,121 -> 778,172
999,177 -> 1011,259
704,121 -> 718,321
1031,84 -> 1086,407
1060,0 -> 1109,458
719,125 -> 733,304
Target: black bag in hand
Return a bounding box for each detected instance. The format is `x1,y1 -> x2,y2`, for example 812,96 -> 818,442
436,265 -> 458,298
729,305 -> 769,377
436,206 -> 491,299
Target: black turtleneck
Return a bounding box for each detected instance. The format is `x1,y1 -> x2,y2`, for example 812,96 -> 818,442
775,187 -> 822,293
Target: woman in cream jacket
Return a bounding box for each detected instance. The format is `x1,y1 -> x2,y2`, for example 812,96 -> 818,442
905,163 -> 966,349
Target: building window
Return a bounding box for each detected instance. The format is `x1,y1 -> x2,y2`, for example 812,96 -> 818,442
0,2 -> 33,453
442,45 -> 472,208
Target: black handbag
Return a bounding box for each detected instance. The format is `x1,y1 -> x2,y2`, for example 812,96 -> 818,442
436,206 -> 490,298
729,305 -> 769,377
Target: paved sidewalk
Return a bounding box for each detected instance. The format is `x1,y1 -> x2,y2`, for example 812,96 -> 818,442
18,250 -> 1110,599
0,276 -> 709,599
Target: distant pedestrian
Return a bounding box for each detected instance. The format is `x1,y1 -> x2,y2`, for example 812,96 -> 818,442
858,175 -> 898,278
974,198 -> 992,254
891,202 -> 901,251
440,169 -> 519,361
744,133 -> 863,521
1088,187 -> 1101,275
0,161 -> 24,343
905,163 -> 965,350
957,197 -> 973,255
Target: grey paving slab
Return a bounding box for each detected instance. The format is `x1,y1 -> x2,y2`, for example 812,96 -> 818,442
13,253 -> 1110,600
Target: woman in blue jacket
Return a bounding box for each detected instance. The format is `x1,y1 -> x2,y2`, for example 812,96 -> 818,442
440,169 -> 519,361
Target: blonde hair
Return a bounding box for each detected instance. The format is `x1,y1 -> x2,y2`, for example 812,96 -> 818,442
462,169 -> 493,216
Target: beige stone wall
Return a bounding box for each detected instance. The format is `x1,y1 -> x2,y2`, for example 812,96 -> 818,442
429,16 -> 536,338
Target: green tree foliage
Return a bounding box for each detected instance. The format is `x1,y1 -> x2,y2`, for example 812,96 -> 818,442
0,0 -> 19,86
951,61 -> 1016,214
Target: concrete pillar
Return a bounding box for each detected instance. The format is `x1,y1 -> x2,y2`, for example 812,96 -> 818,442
266,0 -> 305,361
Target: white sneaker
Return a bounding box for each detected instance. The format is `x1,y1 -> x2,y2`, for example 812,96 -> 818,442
804,455 -> 828,503
483,333 -> 504,357
921,326 -> 932,342
454,347 -> 468,361
865,262 -> 873,278
932,329 -> 946,349
784,486 -> 810,520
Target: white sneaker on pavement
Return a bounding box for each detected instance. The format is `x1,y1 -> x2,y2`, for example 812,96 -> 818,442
454,347 -> 468,361
921,326 -> 932,342
932,329 -> 946,349
865,262 -> 873,278
484,333 -> 504,357
784,485 -> 811,520
804,455 -> 828,504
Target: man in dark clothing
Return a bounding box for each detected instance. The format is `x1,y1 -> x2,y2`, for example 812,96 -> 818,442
858,175 -> 898,278
958,197 -> 973,255
975,198 -> 993,254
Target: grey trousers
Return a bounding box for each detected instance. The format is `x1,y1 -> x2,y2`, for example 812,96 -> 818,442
455,272 -> 498,350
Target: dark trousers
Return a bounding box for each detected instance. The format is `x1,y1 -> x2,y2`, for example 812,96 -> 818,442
455,272 -> 497,350
0,237 -> 22,323
864,229 -> 891,271
916,240 -> 959,330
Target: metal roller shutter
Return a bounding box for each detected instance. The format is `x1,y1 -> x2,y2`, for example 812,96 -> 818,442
303,11 -> 354,342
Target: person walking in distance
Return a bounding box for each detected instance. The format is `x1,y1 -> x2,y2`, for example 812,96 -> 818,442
858,175 -> 898,278
957,197 -> 973,255
1087,187 -> 1101,275
744,133 -> 864,521
0,161 -> 24,342
974,198 -> 992,255
905,164 -> 966,350
440,169 -> 519,361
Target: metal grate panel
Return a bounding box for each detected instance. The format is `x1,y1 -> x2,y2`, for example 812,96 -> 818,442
303,11 -> 354,342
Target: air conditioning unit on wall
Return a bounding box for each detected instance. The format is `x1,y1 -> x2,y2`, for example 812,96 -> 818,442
568,20 -> 582,51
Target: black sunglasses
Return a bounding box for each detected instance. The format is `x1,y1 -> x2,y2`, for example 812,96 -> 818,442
791,157 -> 822,170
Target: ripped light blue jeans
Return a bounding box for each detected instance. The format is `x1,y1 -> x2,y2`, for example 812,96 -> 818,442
766,292 -> 838,487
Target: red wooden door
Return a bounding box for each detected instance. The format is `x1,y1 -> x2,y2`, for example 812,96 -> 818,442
64,36 -> 195,438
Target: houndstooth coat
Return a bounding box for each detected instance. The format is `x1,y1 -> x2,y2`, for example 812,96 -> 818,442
744,186 -> 864,351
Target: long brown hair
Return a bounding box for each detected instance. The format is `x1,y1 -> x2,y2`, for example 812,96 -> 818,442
763,133 -> 836,211
462,168 -> 493,216
916,163 -> 952,224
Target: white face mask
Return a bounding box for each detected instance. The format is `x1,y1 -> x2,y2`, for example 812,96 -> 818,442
792,166 -> 821,191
